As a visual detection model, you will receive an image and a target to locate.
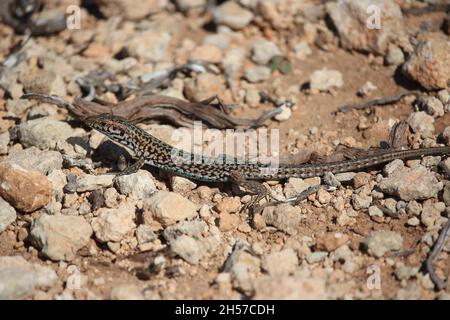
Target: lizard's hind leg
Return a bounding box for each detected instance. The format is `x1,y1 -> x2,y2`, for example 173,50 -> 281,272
253,185 -> 321,214
228,172 -> 269,217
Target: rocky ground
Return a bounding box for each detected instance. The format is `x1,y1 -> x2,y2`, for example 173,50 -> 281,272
0,0 -> 450,300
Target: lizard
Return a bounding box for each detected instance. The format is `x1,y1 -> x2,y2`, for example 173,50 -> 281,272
83,113 -> 450,212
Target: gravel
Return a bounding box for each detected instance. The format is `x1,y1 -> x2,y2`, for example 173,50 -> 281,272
378,164 -> 443,201
402,32 -> 450,90
18,118 -> 75,150
213,1 -> 254,30
114,170 -> 156,199
262,204 -> 301,235
305,251 -> 328,264
175,0 -> 207,12
251,39 -> 282,65
91,202 -> 136,243
309,68 -> 344,93
363,230 -> 403,258
0,197 -> 16,233
97,0 -> 167,20
244,66 -> 272,83
163,220 -> 220,264
284,177 -> 320,199
135,224 -> 157,245
126,31 -> 172,62
223,241 -> 261,294
414,99 -> 442,122
357,81 -> 377,97
326,0 -> 405,54
0,257 -> 37,299
0,162 -> 52,213
407,111 -> 435,138
75,174 -> 115,192
368,205 -> 383,218
167,234 -> 204,265
30,214 -> 93,261
437,89 -> 450,105
22,69 -> 66,97
420,199 -> 446,230
385,46 -> 405,65
316,232 -> 349,252
110,284 -> 145,300
0,131 -> 9,155
261,249 -> 298,276
253,274 -> 327,299
293,41 -> 312,60
352,193 -> 373,210
5,147 -> 63,175
170,176 -> 197,194
143,191 -> 197,227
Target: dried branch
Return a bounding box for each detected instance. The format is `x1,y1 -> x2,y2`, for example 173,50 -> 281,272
335,91 -> 421,114
426,219 -> 450,291
22,93 -> 283,129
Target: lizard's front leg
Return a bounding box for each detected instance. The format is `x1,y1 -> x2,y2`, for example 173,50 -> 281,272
228,172 -> 269,216
115,157 -> 145,177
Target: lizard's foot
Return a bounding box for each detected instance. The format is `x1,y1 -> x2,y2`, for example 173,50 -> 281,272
108,157 -> 145,183
251,185 -> 321,214
115,157 -> 145,177
229,171 -> 269,219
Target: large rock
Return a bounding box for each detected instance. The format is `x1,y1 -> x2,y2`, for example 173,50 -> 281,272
0,197 -> 16,233
262,204 -> 301,235
261,249 -> 299,276
30,214 -> 93,261
18,118 -> 74,150
402,32 -> 450,90
309,68 -> 344,93
254,274 -> 328,299
213,1 -> 254,30
5,147 -> 63,175
75,174 -> 114,192
91,202 -> 136,243
175,0 -> 206,11
114,170 -> 156,200
327,0 -> 405,54
378,164 -> 442,201
363,230 -> 403,258
407,111 -> 435,138
96,0 -> 167,20
223,241 -> 260,294
163,220 -> 220,264
143,191 -> 197,226
126,31 -> 171,62
0,162 -> 52,213
0,131 -> 9,155
21,69 -> 66,97
0,256 -> 57,300
110,284 -> 145,300
251,39 -> 282,65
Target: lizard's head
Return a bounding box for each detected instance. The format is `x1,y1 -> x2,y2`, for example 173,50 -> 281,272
84,114 -> 132,140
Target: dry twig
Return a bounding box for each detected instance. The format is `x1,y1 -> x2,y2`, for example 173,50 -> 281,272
426,219 -> 450,291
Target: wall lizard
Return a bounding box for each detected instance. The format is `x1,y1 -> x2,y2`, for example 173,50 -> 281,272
84,113 -> 450,211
